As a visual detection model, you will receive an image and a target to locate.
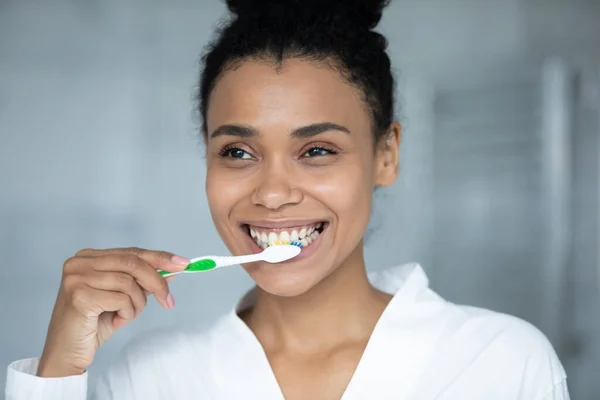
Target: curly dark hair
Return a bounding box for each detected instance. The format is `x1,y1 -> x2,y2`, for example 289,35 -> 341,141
198,0 -> 395,143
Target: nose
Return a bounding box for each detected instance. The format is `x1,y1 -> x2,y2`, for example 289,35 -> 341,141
251,161 -> 303,210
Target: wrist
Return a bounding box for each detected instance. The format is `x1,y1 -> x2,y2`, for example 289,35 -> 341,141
37,356 -> 86,377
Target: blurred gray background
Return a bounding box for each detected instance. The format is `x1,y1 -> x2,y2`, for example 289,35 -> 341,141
1,0 -> 599,398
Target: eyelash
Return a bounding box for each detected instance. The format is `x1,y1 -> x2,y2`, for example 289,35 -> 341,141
218,145 -> 338,160
218,145 -> 252,159
301,145 -> 338,158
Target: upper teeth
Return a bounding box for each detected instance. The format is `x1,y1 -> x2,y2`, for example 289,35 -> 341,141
249,223 -> 323,249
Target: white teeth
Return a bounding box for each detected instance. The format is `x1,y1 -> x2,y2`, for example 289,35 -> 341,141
249,224 -> 323,249
268,232 -> 278,245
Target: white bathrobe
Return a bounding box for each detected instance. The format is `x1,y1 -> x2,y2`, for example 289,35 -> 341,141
6,263 -> 569,399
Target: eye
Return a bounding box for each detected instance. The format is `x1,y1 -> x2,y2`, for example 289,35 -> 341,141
219,146 -> 253,159
301,146 -> 337,158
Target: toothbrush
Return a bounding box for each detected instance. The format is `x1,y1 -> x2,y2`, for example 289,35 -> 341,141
158,243 -> 302,278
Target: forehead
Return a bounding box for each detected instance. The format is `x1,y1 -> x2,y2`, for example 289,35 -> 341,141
205,58 -> 371,133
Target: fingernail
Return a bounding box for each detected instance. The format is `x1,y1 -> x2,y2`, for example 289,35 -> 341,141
171,255 -> 189,266
166,293 -> 175,309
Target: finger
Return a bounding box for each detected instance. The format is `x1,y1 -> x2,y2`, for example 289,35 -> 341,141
126,247 -> 189,272
144,275 -> 176,295
71,285 -> 135,322
91,254 -> 172,309
85,271 -> 147,317
112,314 -> 131,330
76,247 -> 189,273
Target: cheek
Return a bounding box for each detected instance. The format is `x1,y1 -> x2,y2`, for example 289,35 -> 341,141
205,165 -> 246,227
305,159 -> 374,227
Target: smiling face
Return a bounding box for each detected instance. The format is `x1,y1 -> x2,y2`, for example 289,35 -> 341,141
204,58 -> 399,297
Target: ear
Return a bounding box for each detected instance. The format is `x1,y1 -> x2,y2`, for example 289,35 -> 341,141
374,121 -> 401,187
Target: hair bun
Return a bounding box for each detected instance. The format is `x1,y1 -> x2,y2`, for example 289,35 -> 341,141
225,0 -> 390,30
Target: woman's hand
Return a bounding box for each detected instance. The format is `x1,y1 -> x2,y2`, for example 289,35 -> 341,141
37,247 -> 189,377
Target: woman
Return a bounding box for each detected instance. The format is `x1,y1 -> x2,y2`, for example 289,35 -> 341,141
6,0 -> 569,399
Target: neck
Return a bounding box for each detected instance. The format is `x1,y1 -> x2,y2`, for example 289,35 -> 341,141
244,243 -> 392,354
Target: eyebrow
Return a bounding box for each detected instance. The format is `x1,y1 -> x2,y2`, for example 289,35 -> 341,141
209,122 -> 350,139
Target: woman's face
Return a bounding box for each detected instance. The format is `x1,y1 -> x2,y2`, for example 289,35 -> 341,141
205,59 -> 399,296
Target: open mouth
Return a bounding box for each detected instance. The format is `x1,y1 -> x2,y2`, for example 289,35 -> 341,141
242,222 -> 327,250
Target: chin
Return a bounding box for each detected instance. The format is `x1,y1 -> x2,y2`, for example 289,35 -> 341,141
244,261 -> 328,297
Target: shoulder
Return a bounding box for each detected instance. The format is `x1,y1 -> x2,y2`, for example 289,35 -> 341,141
374,264 -> 568,396
453,305 -> 558,355
401,299 -> 569,399
433,303 -> 568,397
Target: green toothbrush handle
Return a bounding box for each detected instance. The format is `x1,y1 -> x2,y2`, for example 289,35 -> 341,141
158,258 -> 218,277
157,252 -> 265,277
